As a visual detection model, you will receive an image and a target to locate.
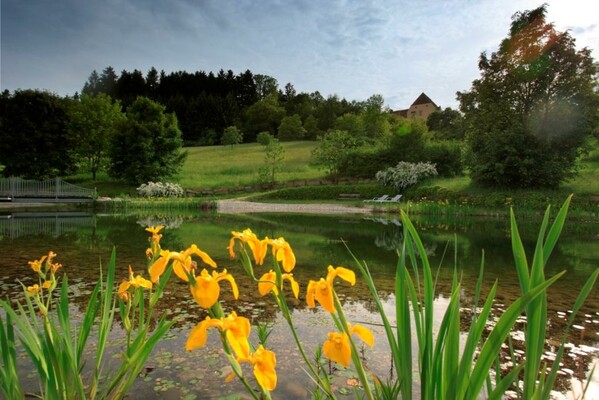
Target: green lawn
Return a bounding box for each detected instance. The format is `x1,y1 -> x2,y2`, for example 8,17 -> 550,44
68,139 -> 599,200
176,141 -> 323,189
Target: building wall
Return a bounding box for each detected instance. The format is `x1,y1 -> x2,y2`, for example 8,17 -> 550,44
408,103 -> 438,120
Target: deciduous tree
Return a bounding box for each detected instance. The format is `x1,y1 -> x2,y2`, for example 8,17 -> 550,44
69,93 -> 125,180
0,90 -> 76,178
427,107 -> 465,140
109,97 -> 186,184
311,130 -> 361,175
259,138 -> 285,185
221,126 -> 243,148
458,5 -> 599,188
278,114 -> 306,141
243,94 -> 285,141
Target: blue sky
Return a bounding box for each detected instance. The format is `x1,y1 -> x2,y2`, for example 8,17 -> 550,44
1,0 -> 597,110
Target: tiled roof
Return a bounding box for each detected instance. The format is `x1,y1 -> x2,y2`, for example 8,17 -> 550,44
411,92 -> 437,107
392,109 -> 409,118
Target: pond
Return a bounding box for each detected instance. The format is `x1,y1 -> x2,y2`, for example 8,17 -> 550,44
0,210 -> 598,399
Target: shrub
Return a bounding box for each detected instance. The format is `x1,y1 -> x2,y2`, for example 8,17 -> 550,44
376,161 -> 438,192
310,130 -> 362,175
256,131 -> 274,146
423,141 -> 463,177
337,147 -> 396,178
221,126 -> 244,147
278,114 -> 306,141
136,181 -> 184,198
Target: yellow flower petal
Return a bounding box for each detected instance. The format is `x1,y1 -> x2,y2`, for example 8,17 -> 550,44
190,270 -> 220,308
225,322 -> 251,358
258,270 -> 278,296
145,225 -> 164,234
133,275 -> 152,289
306,278 -> 335,313
269,237 -> 296,272
350,324 -> 375,347
186,317 -> 222,351
306,280 -> 317,308
215,269 -> 239,300
327,265 -> 355,286
26,284 -> 40,296
148,250 -> 170,283
118,280 -> 131,297
169,251 -> 190,282
227,237 -> 237,259
283,273 -> 300,298
323,332 -> 351,367
188,244 -> 217,268
247,238 -> 268,265
315,278 -> 335,313
251,346 -> 277,391
28,255 -> 47,272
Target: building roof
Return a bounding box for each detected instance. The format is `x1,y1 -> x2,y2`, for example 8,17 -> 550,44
411,92 -> 438,108
392,109 -> 409,118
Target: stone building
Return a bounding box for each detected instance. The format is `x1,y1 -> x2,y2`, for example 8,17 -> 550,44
393,93 -> 439,120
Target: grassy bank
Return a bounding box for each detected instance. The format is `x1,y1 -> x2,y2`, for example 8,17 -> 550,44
66,140 -> 599,218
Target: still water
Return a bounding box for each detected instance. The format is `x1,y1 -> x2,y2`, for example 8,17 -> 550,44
0,210 -> 598,399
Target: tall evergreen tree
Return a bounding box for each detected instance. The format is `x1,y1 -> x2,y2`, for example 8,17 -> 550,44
82,70 -> 101,96
99,66 -> 118,98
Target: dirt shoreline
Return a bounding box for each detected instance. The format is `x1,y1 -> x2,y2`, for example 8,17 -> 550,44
216,199 -> 374,214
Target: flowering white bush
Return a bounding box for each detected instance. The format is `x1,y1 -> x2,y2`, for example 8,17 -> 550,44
375,161 -> 438,192
136,182 -> 184,198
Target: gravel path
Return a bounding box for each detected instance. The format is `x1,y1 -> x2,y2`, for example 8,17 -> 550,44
217,199 -> 373,215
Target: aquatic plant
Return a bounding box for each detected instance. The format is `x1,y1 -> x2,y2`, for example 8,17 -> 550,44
1,197 -> 596,399
0,228 -> 174,399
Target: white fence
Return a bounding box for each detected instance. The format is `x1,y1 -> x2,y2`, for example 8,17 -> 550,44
0,177 -> 96,199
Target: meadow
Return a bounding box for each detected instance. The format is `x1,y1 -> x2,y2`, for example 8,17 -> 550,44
70,139 -> 599,213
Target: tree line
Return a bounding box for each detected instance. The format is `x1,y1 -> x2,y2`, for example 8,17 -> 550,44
0,5 -> 597,189
80,67 -> 374,145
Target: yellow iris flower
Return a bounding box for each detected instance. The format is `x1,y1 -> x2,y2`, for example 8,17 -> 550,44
258,270 -> 299,298
186,312 -> 251,358
238,345 -> 277,391
171,244 -> 217,282
228,228 -> 268,265
148,249 -> 171,283
118,265 -> 153,301
306,266 -> 356,313
26,284 -> 40,296
28,255 -> 47,272
322,324 -> 374,367
145,225 -> 164,235
190,268 -> 239,308
267,237 -> 296,272
145,225 -> 164,256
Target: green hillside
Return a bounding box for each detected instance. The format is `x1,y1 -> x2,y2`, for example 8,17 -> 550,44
70,139 -> 599,201
177,141 -> 322,189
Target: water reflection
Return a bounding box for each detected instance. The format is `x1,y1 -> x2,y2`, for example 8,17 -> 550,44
0,211 -> 96,238
0,211 -> 598,398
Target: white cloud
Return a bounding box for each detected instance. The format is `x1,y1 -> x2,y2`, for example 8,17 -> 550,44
1,0 -> 596,110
